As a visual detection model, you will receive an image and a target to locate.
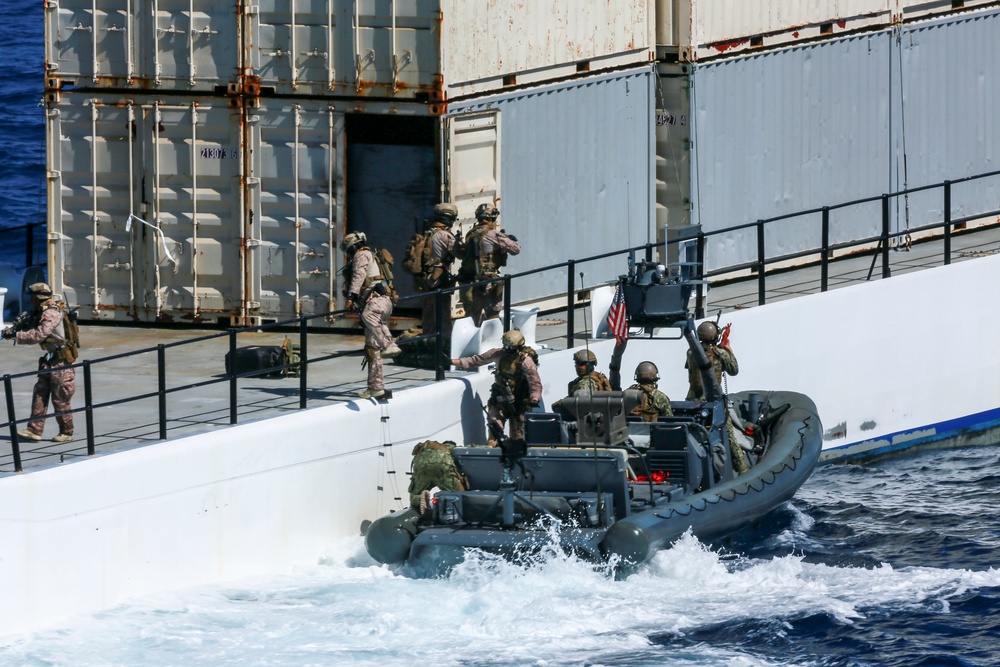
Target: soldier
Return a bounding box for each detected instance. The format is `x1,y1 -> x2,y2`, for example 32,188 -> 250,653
567,349 -> 611,395
418,202 -> 461,339
628,361 -> 673,422
1,283 -> 78,443
685,321 -> 738,400
685,321 -> 749,473
451,329 -> 541,447
457,203 -> 520,326
408,440 -> 466,513
341,232 -> 402,399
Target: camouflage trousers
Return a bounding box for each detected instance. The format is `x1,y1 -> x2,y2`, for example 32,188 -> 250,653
27,359 -> 75,437
362,293 -> 393,391
486,400 -> 526,447
459,279 -> 503,327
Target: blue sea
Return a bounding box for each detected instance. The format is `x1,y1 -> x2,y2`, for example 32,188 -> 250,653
2,1 -> 999,666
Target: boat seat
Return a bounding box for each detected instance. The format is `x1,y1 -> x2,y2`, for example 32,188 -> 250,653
453,446 -> 631,520
524,412 -> 569,445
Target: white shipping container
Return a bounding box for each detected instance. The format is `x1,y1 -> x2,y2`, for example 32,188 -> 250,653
45,0 -> 654,100
658,0 -> 997,61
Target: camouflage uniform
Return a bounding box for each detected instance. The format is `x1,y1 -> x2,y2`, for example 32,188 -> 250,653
452,346 -> 542,446
685,344 -> 748,473
16,301 -> 75,439
408,440 -> 466,508
419,224 -> 460,338
458,223 -> 521,326
347,246 -> 396,394
568,371 -> 612,395
628,382 -> 673,422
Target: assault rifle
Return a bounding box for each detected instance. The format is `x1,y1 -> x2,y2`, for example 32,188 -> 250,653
1,311 -> 34,340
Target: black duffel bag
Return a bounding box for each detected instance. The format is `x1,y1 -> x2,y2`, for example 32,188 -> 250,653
225,345 -> 287,378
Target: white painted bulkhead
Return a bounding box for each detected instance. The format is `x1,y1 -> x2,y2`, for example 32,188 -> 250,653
4,252 -> 1000,636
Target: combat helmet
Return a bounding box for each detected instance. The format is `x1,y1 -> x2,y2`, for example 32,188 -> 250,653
475,203 -> 500,222
433,202 -> 459,225
501,329 -> 525,350
573,349 -> 597,374
27,282 -> 53,299
634,361 -> 659,383
696,321 -> 720,344
340,232 -> 366,254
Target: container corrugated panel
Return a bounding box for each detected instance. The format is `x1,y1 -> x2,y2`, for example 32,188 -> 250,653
46,92 -> 247,323
440,0 -> 654,98
665,0 -> 997,61
448,67 -> 656,303
45,0 -> 241,92
687,7 -> 1000,272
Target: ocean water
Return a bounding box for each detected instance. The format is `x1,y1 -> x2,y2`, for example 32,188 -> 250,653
1,445 -> 999,667
0,0 -> 46,266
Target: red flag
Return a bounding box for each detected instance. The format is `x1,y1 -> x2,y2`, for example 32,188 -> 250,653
607,283 -> 628,345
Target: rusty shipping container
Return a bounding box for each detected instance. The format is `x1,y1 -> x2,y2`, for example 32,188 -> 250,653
45,65 -> 656,324
44,0 -> 655,99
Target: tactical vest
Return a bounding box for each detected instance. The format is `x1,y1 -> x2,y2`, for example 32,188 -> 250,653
39,301 -> 80,362
631,382 -> 668,422
460,224 -> 502,279
491,347 -> 539,412
568,371 -> 612,395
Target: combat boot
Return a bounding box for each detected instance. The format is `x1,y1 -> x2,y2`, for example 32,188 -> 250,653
16,429 -> 41,442
52,433 -> 74,443
359,388 -> 386,399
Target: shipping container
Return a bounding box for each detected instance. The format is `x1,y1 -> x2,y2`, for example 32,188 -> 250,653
653,7 -> 1000,272
658,0 -> 998,61
45,0 -> 654,100
45,90 -> 443,325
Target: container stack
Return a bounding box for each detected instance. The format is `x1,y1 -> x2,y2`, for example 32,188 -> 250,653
44,1 -> 657,325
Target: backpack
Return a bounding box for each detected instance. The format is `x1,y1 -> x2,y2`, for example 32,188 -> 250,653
402,230 -> 433,275
58,303 -> 81,363
372,247 -> 400,304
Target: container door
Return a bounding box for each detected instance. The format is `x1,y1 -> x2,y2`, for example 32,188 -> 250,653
244,0 -> 336,96
344,114 -> 439,301
140,98 -> 245,323
46,95 -> 144,320
248,100 -> 341,321
443,110 -> 501,231
147,0 -> 240,91
45,0 -> 135,88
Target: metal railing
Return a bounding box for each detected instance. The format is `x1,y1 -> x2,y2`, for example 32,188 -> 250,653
3,169 -> 998,472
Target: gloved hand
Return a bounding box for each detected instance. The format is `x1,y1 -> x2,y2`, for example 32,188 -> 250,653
507,234 -> 518,242
1,327 -> 14,340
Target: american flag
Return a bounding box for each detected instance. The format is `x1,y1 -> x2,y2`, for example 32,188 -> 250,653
606,282 -> 628,345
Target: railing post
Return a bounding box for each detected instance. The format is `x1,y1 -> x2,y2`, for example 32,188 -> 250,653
83,360 -> 95,456
228,329 -> 238,425
821,207 -> 830,292
3,374 -> 22,473
502,276 -> 512,332
695,232 -> 706,319
434,290 -> 445,382
756,220 -> 766,306
881,194 -> 891,279
157,344 -> 167,440
943,180 -> 952,265
299,315 -> 308,410
566,260 -> 576,348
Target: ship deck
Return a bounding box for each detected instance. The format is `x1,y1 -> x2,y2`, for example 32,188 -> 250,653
2,224 -> 998,473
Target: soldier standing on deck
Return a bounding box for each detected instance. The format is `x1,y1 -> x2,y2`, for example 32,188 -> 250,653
341,232 -> 402,399
451,329 -> 541,447
457,203 -> 520,326
418,202 -> 461,339
1,282 -> 79,443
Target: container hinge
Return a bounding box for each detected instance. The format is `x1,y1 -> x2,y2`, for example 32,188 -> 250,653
44,1 -> 58,9
246,239 -> 261,249
245,177 -> 260,187
47,170 -> 61,180
247,301 -> 261,309
244,4 -> 258,15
